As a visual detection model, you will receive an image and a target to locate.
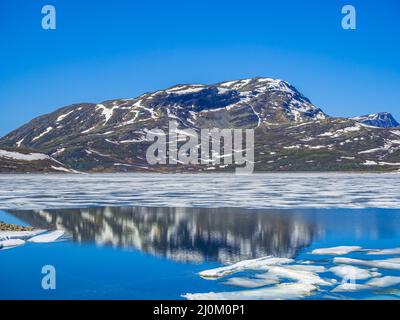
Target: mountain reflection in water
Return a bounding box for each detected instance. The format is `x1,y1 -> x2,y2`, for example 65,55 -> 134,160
7,207 -> 317,263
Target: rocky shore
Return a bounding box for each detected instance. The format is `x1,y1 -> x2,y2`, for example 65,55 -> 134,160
0,221 -> 33,231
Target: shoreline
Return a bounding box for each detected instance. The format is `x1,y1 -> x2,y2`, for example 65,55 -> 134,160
0,221 -> 33,232
0,170 -> 399,175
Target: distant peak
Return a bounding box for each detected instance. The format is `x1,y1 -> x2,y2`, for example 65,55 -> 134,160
353,112 -> 399,128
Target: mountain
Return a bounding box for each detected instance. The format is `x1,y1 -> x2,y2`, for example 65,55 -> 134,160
352,112 -> 400,128
0,77 -> 399,173
0,147 -> 76,173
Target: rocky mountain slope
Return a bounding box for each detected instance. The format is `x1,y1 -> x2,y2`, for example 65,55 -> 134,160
0,77 -> 399,172
0,148 -> 76,173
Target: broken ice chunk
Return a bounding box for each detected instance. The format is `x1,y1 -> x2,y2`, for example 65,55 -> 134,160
311,246 -> 363,255
0,239 -> 25,250
183,282 -> 317,300
199,256 -> 294,279
27,230 -> 65,243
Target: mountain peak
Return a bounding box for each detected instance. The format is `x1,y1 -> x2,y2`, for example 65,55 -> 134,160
216,77 -> 290,91
352,112 -> 399,128
146,77 -> 292,96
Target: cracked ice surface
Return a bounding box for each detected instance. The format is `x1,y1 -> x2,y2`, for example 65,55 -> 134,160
0,173 -> 400,210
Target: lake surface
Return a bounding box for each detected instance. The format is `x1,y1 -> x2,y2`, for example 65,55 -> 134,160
0,173 -> 400,210
1,173 -> 400,300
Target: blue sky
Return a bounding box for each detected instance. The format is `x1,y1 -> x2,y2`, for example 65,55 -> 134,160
0,0 -> 399,136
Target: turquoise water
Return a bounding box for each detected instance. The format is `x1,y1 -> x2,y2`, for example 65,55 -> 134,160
1,207 -> 400,300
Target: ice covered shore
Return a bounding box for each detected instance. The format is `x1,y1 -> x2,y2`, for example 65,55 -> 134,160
0,229 -> 67,250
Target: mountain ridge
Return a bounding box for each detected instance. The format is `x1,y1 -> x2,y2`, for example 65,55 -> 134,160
1,77 -> 399,173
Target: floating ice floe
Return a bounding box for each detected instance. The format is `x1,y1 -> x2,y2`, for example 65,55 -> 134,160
188,244 -> 400,300
367,248 -> 400,255
264,266 -> 334,286
332,276 -> 400,292
366,276 -> 400,288
0,239 -> 25,250
311,246 -> 363,255
333,257 -> 400,270
223,275 -> 280,288
284,265 -> 327,273
211,264 -> 331,287
199,256 -> 294,279
192,257 -> 335,300
0,230 -> 46,240
28,230 -> 65,243
0,229 -> 67,250
332,283 -> 370,292
185,245 -> 400,300
329,265 -> 377,280
183,282 -> 317,300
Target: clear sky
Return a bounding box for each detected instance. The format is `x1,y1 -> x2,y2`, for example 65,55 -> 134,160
0,0 -> 399,136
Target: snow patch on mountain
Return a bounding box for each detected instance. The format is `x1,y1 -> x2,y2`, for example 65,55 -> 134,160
166,85 -> 205,95
0,149 -> 50,161
32,127 -> 53,141
56,110 -> 74,122
96,104 -> 118,123
16,138 -> 24,147
132,100 -> 158,119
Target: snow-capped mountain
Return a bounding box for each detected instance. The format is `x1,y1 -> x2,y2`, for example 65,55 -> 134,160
1,77 -> 326,149
352,112 -> 400,128
0,77 -> 399,172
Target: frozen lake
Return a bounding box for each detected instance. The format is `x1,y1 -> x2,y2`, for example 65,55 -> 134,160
1,173 -> 400,300
0,173 -> 400,210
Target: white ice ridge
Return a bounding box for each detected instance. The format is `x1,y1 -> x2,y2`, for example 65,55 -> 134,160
183,282 -> 317,300
311,246 -> 363,255
199,256 -> 293,279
